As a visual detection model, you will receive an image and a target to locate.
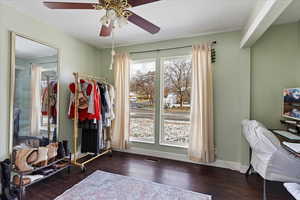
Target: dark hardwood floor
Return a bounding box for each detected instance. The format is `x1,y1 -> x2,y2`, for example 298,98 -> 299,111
25,151 -> 293,200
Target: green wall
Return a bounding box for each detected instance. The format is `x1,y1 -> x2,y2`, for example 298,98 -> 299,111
97,22 -> 300,165
2,2 -> 299,167
98,31 -> 251,165
298,22 -> 300,86
0,4 -> 100,160
251,22 -> 300,128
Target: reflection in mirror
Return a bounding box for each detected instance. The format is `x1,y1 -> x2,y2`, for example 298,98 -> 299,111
13,35 -> 58,148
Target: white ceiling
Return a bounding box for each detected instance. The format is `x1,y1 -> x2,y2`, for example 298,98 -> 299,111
16,35 -> 57,59
2,0 -> 299,49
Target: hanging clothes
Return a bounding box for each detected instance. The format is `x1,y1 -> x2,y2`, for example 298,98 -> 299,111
104,85 -> 112,127
68,80 -> 95,121
99,83 -> 109,127
68,77 -> 114,154
80,120 -> 99,154
41,87 -> 48,115
87,81 -> 101,121
41,81 -> 57,118
108,84 -> 115,121
87,80 -> 95,115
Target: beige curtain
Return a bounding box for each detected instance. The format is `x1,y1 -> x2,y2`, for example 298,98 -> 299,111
30,64 -> 42,136
188,43 -> 215,163
112,53 -> 130,150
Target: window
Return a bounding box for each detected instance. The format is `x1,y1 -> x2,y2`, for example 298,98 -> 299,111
161,57 -> 192,148
129,55 -> 192,149
129,60 -> 156,143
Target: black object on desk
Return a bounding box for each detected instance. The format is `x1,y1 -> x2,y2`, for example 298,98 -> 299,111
280,119 -> 300,134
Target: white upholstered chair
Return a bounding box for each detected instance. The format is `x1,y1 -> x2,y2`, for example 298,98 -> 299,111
242,119 -> 300,183
242,120 -> 300,199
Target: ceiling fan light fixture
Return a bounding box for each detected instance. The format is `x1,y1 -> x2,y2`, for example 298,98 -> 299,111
117,16 -> 128,28
107,9 -> 117,20
43,0 -> 161,37
100,15 -> 110,26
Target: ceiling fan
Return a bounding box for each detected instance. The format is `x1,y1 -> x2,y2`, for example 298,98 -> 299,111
43,0 -> 161,37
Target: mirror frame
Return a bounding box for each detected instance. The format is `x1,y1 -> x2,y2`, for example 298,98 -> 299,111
9,32 -> 61,154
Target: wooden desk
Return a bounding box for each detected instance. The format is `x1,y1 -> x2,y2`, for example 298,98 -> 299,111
271,129 -> 300,157
271,130 -> 300,199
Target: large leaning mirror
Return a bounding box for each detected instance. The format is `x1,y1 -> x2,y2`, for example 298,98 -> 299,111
9,32 -> 59,153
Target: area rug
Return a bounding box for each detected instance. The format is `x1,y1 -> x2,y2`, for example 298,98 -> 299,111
55,170 -> 212,200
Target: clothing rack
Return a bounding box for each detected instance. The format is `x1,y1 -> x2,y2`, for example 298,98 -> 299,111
72,72 -> 112,172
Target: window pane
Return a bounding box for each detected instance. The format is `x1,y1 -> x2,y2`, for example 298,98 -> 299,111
129,60 -> 156,143
161,56 -> 192,148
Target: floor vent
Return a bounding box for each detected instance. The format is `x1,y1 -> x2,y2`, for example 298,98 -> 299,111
145,158 -> 159,162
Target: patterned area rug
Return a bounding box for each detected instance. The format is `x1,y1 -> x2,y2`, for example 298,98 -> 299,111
55,170 -> 212,200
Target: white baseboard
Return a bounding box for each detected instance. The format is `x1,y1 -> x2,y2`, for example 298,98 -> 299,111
114,147 -> 249,174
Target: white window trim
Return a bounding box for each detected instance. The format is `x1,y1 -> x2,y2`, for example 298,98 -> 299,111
129,53 -> 192,152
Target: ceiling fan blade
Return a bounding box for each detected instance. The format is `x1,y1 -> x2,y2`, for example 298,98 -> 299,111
127,0 -> 160,7
43,2 -> 99,9
127,11 -> 160,34
99,23 -> 113,37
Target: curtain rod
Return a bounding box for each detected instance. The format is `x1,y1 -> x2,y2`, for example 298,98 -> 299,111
130,41 -> 217,55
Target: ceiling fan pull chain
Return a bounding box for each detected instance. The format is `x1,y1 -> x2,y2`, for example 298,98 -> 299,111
109,29 -> 116,70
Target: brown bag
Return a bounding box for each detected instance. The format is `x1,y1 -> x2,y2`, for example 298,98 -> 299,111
78,91 -> 88,109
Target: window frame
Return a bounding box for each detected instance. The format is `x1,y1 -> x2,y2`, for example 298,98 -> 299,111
129,58 -> 157,144
159,55 -> 192,148
129,50 -> 192,154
